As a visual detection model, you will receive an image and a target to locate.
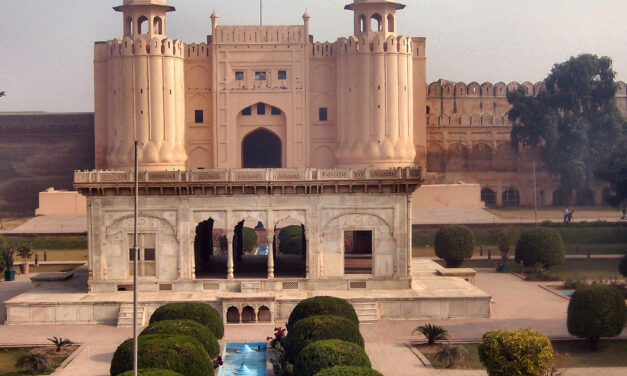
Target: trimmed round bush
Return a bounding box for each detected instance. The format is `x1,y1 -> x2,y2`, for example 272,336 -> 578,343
287,296 -> 359,332
243,226 -> 258,253
118,369 -> 184,376
294,339 -> 371,376
110,334 -> 212,376
141,319 -> 220,357
567,284 -> 626,350
286,315 -> 364,362
478,329 -> 554,376
514,227 -> 565,268
279,225 -> 303,254
619,253 -> 627,277
315,366 -> 383,376
149,302 -> 224,339
434,225 -> 475,267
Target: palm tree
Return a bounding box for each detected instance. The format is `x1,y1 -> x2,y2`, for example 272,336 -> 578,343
412,323 -> 449,345
433,344 -> 468,368
47,336 -> 73,352
17,351 -> 48,372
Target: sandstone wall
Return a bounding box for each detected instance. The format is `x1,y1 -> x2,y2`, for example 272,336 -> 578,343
0,113 -> 94,215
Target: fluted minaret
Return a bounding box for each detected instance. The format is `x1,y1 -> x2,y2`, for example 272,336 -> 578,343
94,0 -> 187,171
335,0 -> 416,168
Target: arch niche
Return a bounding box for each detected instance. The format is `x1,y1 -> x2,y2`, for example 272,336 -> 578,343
242,128 -> 282,168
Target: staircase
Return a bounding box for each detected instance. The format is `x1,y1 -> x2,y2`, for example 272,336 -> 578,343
352,301 -> 379,323
117,303 -> 146,327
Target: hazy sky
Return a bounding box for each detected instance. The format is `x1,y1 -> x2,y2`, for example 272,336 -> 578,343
1,0 -> 626,112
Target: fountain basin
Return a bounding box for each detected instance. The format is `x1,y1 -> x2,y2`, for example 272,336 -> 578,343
218,342 -> 267,376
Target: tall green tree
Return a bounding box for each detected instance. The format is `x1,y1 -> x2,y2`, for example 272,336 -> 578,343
593,141 -> 627,207
508,54 -> 625,201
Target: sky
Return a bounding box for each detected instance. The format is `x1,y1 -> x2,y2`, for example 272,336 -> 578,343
0,0 -> 626,112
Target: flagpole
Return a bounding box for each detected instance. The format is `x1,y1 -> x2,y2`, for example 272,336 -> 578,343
260,0 -> 263,25
533,161 -> 537,226
133,141 -> 139,376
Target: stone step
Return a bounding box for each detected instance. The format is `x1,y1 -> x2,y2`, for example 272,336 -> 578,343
117,303 -> 146,327
352,302 -> 379,323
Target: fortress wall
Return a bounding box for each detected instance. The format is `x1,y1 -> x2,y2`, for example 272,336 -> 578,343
0,113 -> 94,215
213,25 -> 306,45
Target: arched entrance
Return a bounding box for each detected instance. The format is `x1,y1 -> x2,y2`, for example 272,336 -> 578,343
242,128 -> 282,168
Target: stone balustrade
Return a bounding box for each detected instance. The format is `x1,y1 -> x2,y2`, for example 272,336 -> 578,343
74,167 -> 423,184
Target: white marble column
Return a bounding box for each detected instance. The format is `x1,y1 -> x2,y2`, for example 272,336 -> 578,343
267,229 -> 275,278
227,231 -> 234,279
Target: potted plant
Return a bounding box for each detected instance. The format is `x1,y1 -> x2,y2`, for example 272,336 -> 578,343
17,243 -> 33,274
3,247 -> 16,281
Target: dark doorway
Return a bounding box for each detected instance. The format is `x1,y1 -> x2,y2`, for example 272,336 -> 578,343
344,230 -> 373,274
194,218 -> 227,279
275,224 -> 307,278
481,188 -> 496,206
242,128 -> 282,168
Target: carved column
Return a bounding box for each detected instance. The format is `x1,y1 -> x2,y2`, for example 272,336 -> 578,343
267,229 -> 275,279
226,230 -> 234,279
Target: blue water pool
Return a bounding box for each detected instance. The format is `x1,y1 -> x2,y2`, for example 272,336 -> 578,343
218,342 -> 268,376
562,289 -> 575,296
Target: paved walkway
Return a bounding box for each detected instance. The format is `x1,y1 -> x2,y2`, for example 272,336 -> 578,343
1,265 -> 626,375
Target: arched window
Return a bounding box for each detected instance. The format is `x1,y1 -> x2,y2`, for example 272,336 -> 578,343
359,15 -> 367,33
125,17 -> 133,35
470,143 -> 493,171
226,307 -> 240,323
502,188 -> 520,207
387,14 -> 395,32
241,306 -> 255,323
481,188 -> 496,206
137,16 -> 149,34
258,306 -> 271,322
371,14 -> 382,32
446,143 -> 469,172
153,17 -> 163,34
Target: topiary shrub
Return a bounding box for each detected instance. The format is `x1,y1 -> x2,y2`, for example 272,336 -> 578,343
514,227 -> 565,268
314,366 -> 383,376
286,296 -> 359,332
118,369 -> 184,376
619,253 -> 627,277
478,329 -> 553,376
279,225 -> 303,254
242,226 -> 257,253
149,302 -> 224,339
434,225 -> 475,267
140,319 -> 220,358
110,334 -> 212,376
294,339 -> 371,376
567,284 -> 626,351
286,315 -> 364,362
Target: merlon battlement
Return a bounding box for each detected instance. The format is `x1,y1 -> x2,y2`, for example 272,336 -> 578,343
429,80 -> 626,98
95,37 -> 184,58
213,25 -> 306,45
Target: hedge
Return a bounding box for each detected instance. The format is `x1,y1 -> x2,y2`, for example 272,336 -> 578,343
315,366 -> 383,376
286,315 -> 364,362
118,369 -> 183,376
279,225 -> 303,254
286,296 -> 359,332
434,225 -> 475,267
619,253 -> 627,277
294,340 -> 371,376
140,319 -> 220,358
514,227 -> 565,268
478,329 -> 554,376
567,284 -> 627,350
110,334 -> 212,376
149,302 -> 224,339
242,227 -> 258,253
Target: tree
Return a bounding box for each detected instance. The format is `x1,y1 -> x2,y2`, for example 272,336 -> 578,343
593,141 -> 627,207
478,329 -> 554,376
620,253 -> 627,277
489,227 -> 518,261
47,336 -> 73,352
433,344 -> 468,368
514,227 -> 565,268
434,225 -> 475,267
17,351 -> 48,372
412,324 -> 449,345
567,284 -> 626,351
508,54 -> 625,200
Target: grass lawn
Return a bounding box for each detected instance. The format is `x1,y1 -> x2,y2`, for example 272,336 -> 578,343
417,340 -> 627,370
434,258 -> 626,281
2,234 -> 87,250
0,345 -> 78,375
24,264 -> 83,273
15,249 -> 88,263
487,207 -> 621,221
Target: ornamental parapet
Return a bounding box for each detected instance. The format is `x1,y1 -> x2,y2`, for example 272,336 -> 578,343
74,167 -> 423,196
